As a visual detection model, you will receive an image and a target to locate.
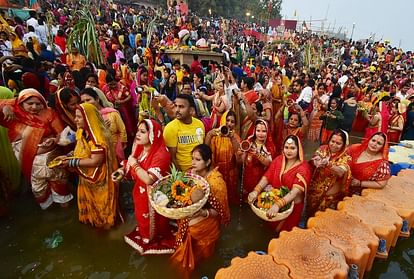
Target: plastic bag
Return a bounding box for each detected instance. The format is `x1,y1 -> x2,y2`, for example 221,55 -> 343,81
57,126 -> 76,146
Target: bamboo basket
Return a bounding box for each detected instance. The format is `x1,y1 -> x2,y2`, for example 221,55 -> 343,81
148,173 -> 210,219
250,201 -> 294,222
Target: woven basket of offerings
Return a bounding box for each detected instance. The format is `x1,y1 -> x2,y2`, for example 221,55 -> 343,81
250,186 -> 294,222
149,166 -> 210,220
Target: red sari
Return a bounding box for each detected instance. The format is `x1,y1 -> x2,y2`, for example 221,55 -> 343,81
103,82 -> 136,142
242,120 -> 276,201
364,102 -> 390,139
124,119 -> 174,255
263,141 -> 312,232
387,114 -> 404,143
353,100 -> 372,132
347,133 -> 391,196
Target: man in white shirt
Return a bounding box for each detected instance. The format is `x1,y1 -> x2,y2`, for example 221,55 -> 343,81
23,26 -> 40,45
26,11 -> 39,29
296,79 -> 315,110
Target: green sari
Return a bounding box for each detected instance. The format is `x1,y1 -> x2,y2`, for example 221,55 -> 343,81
0,86 -> 21,194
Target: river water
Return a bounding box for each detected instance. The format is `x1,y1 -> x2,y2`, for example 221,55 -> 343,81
1,140 -> 414,278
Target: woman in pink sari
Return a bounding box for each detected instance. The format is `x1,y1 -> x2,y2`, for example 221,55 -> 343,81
113,119 -> 174,255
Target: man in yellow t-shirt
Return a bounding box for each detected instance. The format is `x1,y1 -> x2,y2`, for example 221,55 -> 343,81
163,94 -> 205,171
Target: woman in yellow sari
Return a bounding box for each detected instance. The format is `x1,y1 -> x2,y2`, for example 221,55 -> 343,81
171,144 -> 230,278
10,32 -> 27,57
205,110 -> 240,205
306,129 -> 352,217
59,103 -> 118,228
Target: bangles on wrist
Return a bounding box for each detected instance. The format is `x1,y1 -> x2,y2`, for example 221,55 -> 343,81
275,198 -> 287,208
132,163 -> 141,173
68,158 -> 81,168
254,185 -> 263,193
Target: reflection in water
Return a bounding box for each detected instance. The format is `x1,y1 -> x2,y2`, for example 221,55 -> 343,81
1,145 -> 414,278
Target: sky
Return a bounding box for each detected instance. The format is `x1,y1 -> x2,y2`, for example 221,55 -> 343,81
281,0 -> 413,51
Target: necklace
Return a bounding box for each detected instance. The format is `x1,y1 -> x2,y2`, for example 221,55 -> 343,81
363,150 -> 377,159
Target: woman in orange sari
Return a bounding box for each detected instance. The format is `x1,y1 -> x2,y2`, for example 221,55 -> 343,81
348,132 -> 391,196
308,83 -> 329,142
205,110 -> 240,205
248,135 -> 312,232
0,89 -> 72,209
59,103 -> 118,228
113,119 -> 175,254
171,144 -> 230,278
387,102 -> 405,143
237,119 -> 276,201
307,129 -> 352,217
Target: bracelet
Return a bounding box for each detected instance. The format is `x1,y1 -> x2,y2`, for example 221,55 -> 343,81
69,158 -> 80,168
254,185 -> 263,193
132,163 -> 141,173
275,198 -> 287,208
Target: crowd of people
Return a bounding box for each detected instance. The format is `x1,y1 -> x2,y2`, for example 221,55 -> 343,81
1,0 -> 414,276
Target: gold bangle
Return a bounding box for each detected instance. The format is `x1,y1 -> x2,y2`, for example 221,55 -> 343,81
275,198 -> 286,208
254,185 -> 262,193
132,163 -> 141,173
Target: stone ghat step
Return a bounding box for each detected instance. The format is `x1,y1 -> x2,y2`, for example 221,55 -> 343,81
215,171 -> 414,278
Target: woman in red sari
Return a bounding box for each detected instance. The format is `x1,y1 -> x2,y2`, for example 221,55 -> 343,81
348,132 -> 391,196
364,101 -> 389,139
274,100 -> 309,153
103,74 -> 136,143
171,144 -> 230,278
352,92 -> 373,132
113,119 -> 174,255
248,135 -> 312,232
387,102 -> 405,143
237,119 -> 276,201
0,89 -> 72,209
307,129 -> 352,217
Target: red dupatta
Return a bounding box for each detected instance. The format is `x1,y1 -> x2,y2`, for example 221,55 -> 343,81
130,119 -> 170,177
246,119 -> 276,158
347,132 -> 390,182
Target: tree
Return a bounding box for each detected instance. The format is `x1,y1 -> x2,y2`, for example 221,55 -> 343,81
159,0 -> 282,22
